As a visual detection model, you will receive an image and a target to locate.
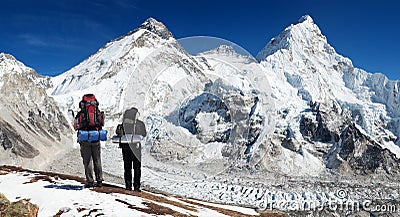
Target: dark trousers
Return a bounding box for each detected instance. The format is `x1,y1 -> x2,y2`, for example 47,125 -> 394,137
121,143 -> 141,190
80,141 -> 103,184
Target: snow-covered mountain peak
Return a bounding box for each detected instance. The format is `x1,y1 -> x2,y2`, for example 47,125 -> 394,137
256,15 -> 334,62
298,14 -> 314,23
49,17 -> 177,97
257,15 -> 359,111
0,52 -> 32,75
199,45 -> 240,57
49,16 -> 209,128
198,45 -> 256,65
0,52 -> 15,61
139,17 -> 174,40
256,15 -> 400,179
0,52 -> 51,89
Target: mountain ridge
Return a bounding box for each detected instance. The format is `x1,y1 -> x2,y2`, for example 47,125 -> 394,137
0,53 -> 72,169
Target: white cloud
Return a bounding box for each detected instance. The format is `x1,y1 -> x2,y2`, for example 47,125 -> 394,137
18,33 -> 82,50
18,34 -> 49,47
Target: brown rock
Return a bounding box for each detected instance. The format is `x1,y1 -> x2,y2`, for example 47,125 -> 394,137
2,198 -> 39,217
0,170 -> 9,175
0,193 -> 11,212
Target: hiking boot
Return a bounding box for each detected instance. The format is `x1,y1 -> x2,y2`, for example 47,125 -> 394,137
96,181 -> 103,187
126,186 -> 132,191
84,182 -> 94,188
133,187 -> 141,192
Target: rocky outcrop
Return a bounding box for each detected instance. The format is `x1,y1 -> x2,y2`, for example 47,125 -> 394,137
0,129 -> 12,150
0,120 -> 39,158
296,101 -> 400,175
327,123 -> 400,174
300,101 -> 345,144
0,194 -> 39,217
0,193 -> 10,212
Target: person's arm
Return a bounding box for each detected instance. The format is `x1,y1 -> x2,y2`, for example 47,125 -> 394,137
73,111 -> 81,131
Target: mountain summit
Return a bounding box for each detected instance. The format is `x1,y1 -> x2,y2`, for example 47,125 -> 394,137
298,14 -> 314,23
138,17 -> 174,40
1,52 -> 35,77
256,14 -> 335,62
49,17 -> 176,98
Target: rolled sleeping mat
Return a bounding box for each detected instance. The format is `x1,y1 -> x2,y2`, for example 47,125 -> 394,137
99,129 -> 107,141
111,134 -> 143,144
78,130 -> 108,142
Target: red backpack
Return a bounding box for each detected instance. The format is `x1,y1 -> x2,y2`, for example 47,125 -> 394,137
74,94 -> 104,130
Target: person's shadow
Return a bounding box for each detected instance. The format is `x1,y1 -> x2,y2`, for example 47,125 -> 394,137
44,184 -> 84,191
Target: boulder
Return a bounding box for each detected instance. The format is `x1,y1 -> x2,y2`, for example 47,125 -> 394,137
0,193 -> 10,212
2,198 -> 39,217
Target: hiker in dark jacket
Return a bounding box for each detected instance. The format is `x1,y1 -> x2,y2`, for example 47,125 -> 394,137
117,107 -> 146,191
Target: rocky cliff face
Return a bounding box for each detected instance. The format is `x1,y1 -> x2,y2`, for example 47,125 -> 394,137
0,53 -> 73,169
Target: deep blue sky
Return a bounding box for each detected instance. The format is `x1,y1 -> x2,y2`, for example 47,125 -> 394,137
0,0 -> 399,80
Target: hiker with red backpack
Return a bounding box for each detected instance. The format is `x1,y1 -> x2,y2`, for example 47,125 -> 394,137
73,94 -> 107,188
